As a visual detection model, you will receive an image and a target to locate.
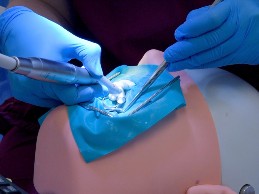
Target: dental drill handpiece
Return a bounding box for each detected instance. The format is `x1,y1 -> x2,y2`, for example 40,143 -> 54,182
0,53 -> 122,94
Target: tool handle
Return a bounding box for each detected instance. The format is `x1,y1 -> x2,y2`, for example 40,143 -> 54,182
12,57 -> 122,94
12,57 -> 97,84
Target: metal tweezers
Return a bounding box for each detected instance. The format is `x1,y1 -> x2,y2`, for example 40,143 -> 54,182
123,60 -> 169,112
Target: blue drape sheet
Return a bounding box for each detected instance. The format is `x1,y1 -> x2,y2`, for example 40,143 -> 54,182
67,65 -> 186,162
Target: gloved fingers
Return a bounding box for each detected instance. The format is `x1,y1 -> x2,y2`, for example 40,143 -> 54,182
9,74 -> 108,107
70,38 -> 103,78
175,2 -> 230,41
166,33 -> 243,71
25,96 -> 62,108
73,84 -> 108,104
8,74 -> 62,107
185,6 -> 209,21
164,13 -> 238,63
50,83 -> 108,106
167,52 -> 230,71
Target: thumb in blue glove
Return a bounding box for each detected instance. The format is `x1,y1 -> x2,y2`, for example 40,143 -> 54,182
0,6 -> 107,107
164,0 -> 259,71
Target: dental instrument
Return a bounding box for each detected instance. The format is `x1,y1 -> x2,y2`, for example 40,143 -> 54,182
128,76 -> 180,116
79,103 -> 114,117
123,60 -> 169,112
0,53 -> 122,94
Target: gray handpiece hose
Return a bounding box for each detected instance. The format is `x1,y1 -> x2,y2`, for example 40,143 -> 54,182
0,53 -> 121,94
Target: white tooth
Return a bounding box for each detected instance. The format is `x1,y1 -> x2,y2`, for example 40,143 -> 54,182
117,90 -> 126,104
113,80 -> 135,90
109,80 -> 135,104
120,80 -> 136,90
114,82 -> 124,88
117,97 -> 126,104
108,94 -> 117,101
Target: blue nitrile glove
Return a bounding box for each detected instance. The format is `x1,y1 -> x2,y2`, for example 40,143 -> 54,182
0,6 -> 107,107
164,0 -> 259,71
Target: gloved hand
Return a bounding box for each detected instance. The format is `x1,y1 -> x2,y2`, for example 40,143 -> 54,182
0,6 -> 107,107
164,0 -> 259,71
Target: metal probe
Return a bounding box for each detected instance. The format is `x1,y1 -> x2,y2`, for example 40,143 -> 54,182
0,53 -> 121,94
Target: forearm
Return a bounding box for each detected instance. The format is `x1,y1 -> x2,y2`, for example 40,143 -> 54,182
7,0 -> 75,29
